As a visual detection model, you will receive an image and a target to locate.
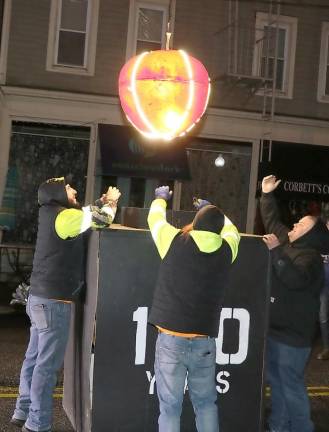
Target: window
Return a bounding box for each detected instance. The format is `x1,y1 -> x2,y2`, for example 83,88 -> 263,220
253,12 -> 297,98
7,122 -> 90,243
126,0 -> 173,59
46,0 -> 99,75
318,22 -> 329,103
259,26 -> 286,91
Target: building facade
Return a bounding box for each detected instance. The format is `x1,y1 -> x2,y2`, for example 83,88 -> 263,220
0,0 -> 329,244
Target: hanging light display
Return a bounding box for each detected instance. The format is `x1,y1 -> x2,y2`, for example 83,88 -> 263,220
118,49 -> 211,141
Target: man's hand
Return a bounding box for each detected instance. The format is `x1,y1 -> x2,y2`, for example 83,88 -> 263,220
106,186 -> 121,202
97,187 -> 121,207
262,175 -> 281,194
263,233 -> 281,250
193,197 -> 211,210
155,186 -> 172,201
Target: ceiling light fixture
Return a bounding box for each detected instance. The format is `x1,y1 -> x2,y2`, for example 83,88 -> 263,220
214,154 -> 225,167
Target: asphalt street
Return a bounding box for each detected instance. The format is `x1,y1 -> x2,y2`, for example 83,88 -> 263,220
0,306 -> 328,432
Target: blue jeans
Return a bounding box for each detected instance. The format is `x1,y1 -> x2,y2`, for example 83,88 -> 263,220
154,332 -> 219,432
13,294 -> 71,431
266,337 -> 313,432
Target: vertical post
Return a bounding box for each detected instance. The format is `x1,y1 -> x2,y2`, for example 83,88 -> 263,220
233,0 -> 239,74
144,179 -> 158,208
117,178 -> 131,207
228,0 -> 232,73
86,124 -> 96,204
268,0 -> 281,162
172,180 -> 182,211
246,139 -> 260,234
260,0 -> 274,163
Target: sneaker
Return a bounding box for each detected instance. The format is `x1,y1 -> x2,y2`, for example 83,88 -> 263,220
22,426 -> 51,432
9,417 -> 25,428
317,348 -> 329,360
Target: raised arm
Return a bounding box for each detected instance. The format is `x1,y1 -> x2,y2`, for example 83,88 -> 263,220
147,186 -> 180,259
55,187 -> 121,239
259,175 -> 289,243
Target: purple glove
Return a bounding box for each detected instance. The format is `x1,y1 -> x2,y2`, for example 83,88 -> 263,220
155,186 -> 172,201
193,197 -> 211,210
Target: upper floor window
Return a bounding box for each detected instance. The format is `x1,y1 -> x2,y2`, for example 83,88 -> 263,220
253,12 -> 297,99
318,22 -> 329,103
47,0 -> 99,75
126,0 -> 173,59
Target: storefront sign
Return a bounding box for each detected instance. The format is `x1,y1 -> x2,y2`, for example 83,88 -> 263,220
258,141 -> 329,201
98,124 -> 190,180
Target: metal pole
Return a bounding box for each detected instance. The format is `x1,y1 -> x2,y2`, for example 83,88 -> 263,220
269,0 -> 281,162
234,0 -> 239,74
260,0 -> 274,162
228,0 -> 232,73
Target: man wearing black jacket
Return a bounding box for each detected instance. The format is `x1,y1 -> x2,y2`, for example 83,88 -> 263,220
10,177 -> 120,432
148,186 -> 240,432
260,175 -> 329,432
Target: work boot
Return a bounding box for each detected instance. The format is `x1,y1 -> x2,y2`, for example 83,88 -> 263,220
317,348 -> 329,360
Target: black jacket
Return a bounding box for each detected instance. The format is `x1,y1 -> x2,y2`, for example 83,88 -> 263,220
30,179 -> 85,300
149,235 -> 233,337
147,199 -> 240,337
260,192 -> 326,347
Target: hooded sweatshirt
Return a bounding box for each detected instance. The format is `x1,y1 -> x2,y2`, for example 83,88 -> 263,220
260,192 -> 329,347
30,177 -> 117,300
30,178 -> 86,300
147,199 -> 240,337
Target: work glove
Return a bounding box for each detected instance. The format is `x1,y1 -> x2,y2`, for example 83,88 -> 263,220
155,186 -> 172,201
89,205 -> 113,228
94,198 -> 104,208
10,282 -> 30,306
95,187 -> 121,207
193,197 -> 211,210
105,186 -> 121,204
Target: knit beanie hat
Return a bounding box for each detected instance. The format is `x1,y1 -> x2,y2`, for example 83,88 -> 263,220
192,205 -> 225,234
38,177 -> 69,207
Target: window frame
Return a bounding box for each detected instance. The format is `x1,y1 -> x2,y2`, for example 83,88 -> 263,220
46,0 -> 99,76
125,0 -> 174,60
318,22 -> 329,103
0,0 -> 12,85
252,12 -> 297,99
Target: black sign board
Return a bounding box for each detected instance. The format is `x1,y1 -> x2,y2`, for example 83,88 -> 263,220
98,124 -> 190,180
258,141 -> 329,201
64,230 -> 271,432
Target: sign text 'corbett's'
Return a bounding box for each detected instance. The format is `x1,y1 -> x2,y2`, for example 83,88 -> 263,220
283,181 -> 329,195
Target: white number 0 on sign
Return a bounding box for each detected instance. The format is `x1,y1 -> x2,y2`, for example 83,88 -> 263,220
133,307 -> 250,366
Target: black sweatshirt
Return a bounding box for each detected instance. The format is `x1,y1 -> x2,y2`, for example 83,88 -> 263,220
260,192 -> 325,347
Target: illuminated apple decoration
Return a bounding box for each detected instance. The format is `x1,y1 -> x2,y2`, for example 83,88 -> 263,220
118,49 -> 211,141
